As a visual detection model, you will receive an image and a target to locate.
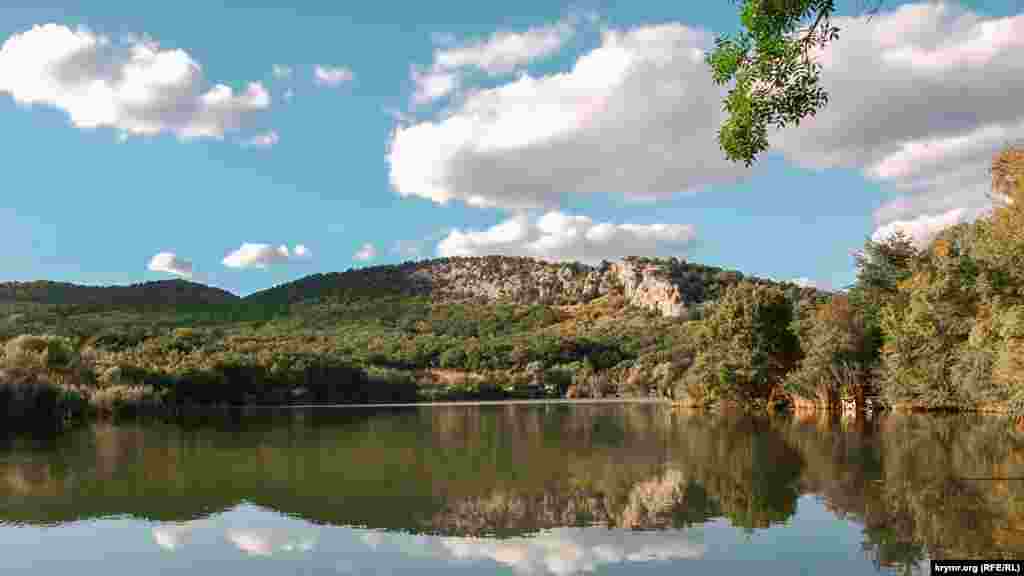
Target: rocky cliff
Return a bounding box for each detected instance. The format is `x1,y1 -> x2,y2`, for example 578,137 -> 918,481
250,255 -> 807,319
407,255 -> 786,318
418,256 -> 689,316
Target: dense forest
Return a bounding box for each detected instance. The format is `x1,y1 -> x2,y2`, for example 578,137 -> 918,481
1,147 -> 1021,428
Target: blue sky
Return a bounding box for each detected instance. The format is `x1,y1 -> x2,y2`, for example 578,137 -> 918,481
1,1 -> 1022,295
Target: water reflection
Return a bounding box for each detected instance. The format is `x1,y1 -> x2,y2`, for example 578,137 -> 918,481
433,526 -> 704,574
152,521 -> 203,550
1,405 -> 1024,574
225,526 -> 318,556
140,505 -> 704,575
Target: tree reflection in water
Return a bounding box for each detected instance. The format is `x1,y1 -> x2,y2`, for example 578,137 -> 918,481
2,404 -> 1024,572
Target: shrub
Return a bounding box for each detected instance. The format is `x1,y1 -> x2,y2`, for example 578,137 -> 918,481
90,385 -> 164,416
439,347 -> 468,369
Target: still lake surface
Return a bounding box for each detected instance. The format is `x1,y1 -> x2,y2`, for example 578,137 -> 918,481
2,402 -> 1023,574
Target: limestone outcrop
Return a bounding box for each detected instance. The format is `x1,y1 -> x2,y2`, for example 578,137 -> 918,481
407,256 -> 687,318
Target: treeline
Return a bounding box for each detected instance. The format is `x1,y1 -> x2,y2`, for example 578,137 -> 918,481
784,146 -> 1024,413
0,279 -> 238,307
677,147 -> 1024,414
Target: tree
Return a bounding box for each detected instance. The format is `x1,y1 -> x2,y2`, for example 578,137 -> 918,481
688,282 -> 800,406
786,294 -> 874,409
708,0 -> 883,165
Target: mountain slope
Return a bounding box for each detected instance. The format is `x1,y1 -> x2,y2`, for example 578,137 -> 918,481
0,279 -> 240,307
244,255 -> 819,318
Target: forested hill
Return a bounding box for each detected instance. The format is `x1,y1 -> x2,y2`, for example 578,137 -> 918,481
2,256 -> 820,318
244,255 -> 820,318
0,279 -> 240,307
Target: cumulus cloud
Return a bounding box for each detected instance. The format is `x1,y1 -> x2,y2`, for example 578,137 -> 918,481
313,65 -> 353,87
226,528 -> 317,557
389,24 -> 747,209
222,243 -> 309,269
769,3 -> 1024,239
242,130 -> 279,148
353,242 -> 378,261
411,19 -> 576,105
271,64 -> 292,79
436,211 -> 696,264
0,24 -> 270,140
147,252 -> 193,278
870,207 -> 967,248
293,244 -> 311,258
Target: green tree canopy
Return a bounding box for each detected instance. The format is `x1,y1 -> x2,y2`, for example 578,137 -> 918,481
708,0 -> 883,164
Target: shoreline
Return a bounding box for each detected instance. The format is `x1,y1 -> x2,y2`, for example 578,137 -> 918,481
240,397 -> 674,409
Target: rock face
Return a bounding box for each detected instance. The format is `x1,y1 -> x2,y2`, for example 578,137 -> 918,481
409,256 -> 686,318
412,257 -> 613,306
609,259 -> 685,318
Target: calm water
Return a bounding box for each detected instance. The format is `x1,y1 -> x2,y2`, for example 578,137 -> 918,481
2,403 -> 1024,575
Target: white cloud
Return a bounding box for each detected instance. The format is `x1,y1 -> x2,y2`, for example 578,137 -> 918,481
313,65 -> 353,87
768,3 -> 1024,239
870,207 -> 966,248
435,20 -> 575,76
436,211 -> 696,265
222,243 -> 309,269
0,24 -> 270,140
293,244 -> 311,258
147,252 -> 193,278
389,24 -> 746,209
411,67 -> 458,104
242,130 -> 279,148
410,19 -> 577,107
226,528 -> 317,557
271,64 -> 292,79
353,242 -> 377,261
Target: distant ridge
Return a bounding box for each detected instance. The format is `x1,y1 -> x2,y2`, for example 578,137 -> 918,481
0,279 -> 240,307
1,256 -> 818,317
243,255 -> 818,318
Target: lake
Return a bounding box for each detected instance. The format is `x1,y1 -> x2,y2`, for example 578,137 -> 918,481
2,402 -> 1023,574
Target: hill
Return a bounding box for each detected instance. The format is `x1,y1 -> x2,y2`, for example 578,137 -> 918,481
245,255 -> 818,318
0,255 -> 826,422
0,279 -> 239,308
1,256 -> 817,320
